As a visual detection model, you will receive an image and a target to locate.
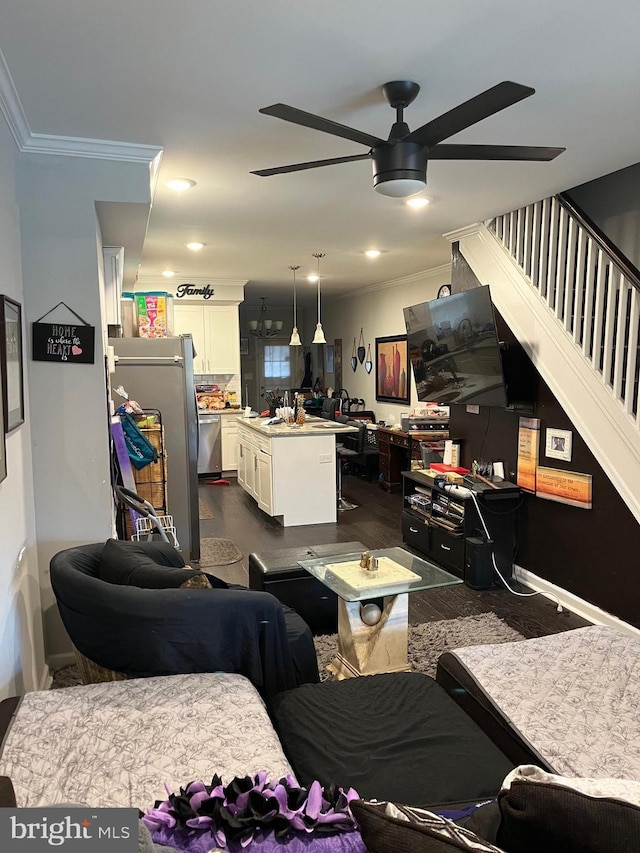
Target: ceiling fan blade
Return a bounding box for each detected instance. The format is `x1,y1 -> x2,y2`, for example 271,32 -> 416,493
259,103 -> 384,148
407,81 -> 535,147
429,144 -> 566,161
251,153 -> 371,177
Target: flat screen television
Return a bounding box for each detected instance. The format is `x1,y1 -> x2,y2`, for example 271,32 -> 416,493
403,285 -> 508,407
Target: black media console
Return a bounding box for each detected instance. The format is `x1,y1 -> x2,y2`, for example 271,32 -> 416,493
401,470 -> 520,589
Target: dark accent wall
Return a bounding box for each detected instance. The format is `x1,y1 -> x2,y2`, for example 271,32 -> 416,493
569,162 -> 640,272
449,245 -> 640,627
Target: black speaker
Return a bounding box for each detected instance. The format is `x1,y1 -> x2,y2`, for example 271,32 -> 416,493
465,537 -> 495,590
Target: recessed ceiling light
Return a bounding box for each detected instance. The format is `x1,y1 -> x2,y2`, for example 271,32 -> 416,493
186,242 -> 204,251
405,196 -> 430,209
166,178 -> 196,192
365,249 -> 381,259
162,270 -> 176,278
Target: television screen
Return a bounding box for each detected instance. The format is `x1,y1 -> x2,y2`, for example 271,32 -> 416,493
403,285 -> 508,407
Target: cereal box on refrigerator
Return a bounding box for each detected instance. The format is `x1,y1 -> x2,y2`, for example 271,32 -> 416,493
135,292 -> 172,338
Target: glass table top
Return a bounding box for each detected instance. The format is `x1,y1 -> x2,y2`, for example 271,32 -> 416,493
298,546 -> 462,602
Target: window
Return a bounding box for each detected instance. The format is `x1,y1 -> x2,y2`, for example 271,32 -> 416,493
262,344 -> 291,388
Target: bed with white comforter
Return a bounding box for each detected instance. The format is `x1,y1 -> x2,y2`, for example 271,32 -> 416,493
437,625 -> 640,779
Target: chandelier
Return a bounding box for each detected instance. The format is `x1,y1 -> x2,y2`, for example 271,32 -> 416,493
248,297 -> 283,337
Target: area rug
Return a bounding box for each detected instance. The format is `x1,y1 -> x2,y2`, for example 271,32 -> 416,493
198,497 -> 215,520
199,537 -> 243,567
314,612 -> 524,680
50,612 -> 523,690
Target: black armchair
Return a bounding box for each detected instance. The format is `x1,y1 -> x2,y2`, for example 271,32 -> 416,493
50,541 -> 319,701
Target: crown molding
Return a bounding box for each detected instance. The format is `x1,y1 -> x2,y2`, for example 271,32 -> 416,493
136,276 -> 248,288
0,45 -> 162,163
24,132 -> 163,162
0,47 -> 30,148
332,262 -> 451,301
443,223 -> 483,243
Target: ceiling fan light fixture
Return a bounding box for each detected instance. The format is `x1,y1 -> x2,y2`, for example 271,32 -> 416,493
372,142 -> 427,198
365,249 -> 381,258
186,241 -> 204,251
374,177 -> 427,198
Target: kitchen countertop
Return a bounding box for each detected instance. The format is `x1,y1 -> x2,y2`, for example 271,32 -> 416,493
197,407 -> 243,417
238,415 -> 358,437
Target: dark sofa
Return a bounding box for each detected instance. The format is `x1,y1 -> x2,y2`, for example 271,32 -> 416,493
50,540 -> 319,700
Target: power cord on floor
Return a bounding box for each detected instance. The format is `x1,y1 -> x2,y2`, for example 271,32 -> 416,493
465,489 -> 564,613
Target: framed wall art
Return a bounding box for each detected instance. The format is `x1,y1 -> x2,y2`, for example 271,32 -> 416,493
375,334 -> 410,405
0,295 -> 24,432
545,427 -> 572,462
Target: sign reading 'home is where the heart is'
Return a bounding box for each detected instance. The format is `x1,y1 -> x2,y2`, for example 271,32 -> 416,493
32,302 -> 95,364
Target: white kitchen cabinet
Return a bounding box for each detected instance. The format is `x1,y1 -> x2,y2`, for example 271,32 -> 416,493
173,304 -> 206,373
174,303 -> 240,374
255,448 -> 273,514
221,416 -> 238,472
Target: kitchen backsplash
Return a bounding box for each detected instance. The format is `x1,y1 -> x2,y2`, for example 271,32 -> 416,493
194,373 -> 241,409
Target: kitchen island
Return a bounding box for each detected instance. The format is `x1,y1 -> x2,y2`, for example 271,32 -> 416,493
236,417 -> 358,527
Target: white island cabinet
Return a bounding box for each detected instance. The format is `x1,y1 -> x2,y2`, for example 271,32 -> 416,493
174,303 -> 240,374
236,418 -> 358,527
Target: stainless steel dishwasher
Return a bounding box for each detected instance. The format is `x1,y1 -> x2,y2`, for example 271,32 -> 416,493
197,412 -> 222,475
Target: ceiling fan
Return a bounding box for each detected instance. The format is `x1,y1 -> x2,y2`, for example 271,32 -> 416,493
251,80 -> 565,198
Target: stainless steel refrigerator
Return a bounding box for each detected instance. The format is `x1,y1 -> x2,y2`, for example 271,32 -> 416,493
109,335 -> 200,562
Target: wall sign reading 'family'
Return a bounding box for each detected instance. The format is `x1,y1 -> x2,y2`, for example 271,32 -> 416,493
32,303 -> 95,364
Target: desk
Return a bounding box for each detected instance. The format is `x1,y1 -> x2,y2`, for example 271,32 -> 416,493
377,427 -> 449,492
299,546 -> 461,678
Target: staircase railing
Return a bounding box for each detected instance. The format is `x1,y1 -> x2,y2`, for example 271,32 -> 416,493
488,196 -> 640,426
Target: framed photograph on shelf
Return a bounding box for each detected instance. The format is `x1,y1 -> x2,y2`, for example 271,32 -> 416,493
239,337 -> 249,357
375,334 -> 410,405
545,427 -> 572,462
0,296 -> 24,432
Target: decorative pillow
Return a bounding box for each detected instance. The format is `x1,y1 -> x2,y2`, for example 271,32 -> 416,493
497,765 -> 640,853
99,538 -> 203,588
351,800 -> 506,852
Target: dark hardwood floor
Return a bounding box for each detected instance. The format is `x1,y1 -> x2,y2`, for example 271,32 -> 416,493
197,473 -> 590,640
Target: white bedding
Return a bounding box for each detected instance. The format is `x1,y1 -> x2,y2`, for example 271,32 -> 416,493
0,672 -> 295,809
450,625 -> 640,780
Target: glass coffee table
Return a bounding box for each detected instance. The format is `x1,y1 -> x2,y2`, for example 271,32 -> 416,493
299,546 -> 462,679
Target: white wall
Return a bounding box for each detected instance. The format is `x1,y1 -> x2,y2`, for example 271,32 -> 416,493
17,153 -> 153,668
0,119 -> 46,698
316,265 -> 451,424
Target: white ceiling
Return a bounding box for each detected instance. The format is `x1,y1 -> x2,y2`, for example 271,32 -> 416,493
3,0 -> 640,307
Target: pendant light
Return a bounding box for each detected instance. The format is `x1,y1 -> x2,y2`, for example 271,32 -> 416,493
288,264 -> 302,346
311,252 -> 326,344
